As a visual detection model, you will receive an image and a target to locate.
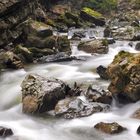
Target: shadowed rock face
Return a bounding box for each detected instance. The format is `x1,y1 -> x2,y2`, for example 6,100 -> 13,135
0,0 -> 44,47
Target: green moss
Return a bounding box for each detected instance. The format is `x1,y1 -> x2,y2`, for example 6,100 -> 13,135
113,51 -> 133,64
82,7 -> 103,18
83,0 -> 117,13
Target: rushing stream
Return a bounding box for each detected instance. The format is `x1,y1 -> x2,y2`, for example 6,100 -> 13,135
0,28 -> 140,140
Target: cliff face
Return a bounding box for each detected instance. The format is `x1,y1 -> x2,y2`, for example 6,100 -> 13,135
0,0 -> 44,47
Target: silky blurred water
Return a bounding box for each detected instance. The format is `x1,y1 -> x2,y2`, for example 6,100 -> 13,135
0,28 -> 139,140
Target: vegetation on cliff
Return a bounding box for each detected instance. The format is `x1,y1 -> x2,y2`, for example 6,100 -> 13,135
83,0 -> 118,13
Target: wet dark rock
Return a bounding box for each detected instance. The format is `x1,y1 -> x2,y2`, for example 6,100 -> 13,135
86,85 -> 112,105
65,12 -> 79,23
104,26 -> 112,37
131,21 -> 140,27
132,33 -> 140,41
128,42 -> 134,47
80,7 -> 105,26
66,82 -> 83,97
55,97 -> 110,119
72,32 -> 86,40
29,47 -> 55,58
96,65 -> 109,80
94,122 -> 127,134
0,126 -> 13,137
78,39 -> 109,54
137,126 -> 140,135
37,52 -> 78,63
135,42 -> 140,51
107,51 -> 140,103
21,74 -> 69,113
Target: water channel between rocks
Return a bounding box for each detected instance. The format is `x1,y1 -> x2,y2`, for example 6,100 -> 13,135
0,28 -> 139,140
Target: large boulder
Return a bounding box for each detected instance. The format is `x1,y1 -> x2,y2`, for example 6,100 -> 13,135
21,74 -> 69,114
107,51 -> 140,103
55,97 -> 110,119
23,19 -> 53,38
94,122 -> 126,134
80,7 -> 105,26
78,39 -> 109,54
26,35 -> 71,54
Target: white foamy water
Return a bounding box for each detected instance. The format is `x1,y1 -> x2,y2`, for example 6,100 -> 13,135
0,29 -> 139,140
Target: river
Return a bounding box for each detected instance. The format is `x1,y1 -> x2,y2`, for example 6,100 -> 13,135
0,28 -> 140,140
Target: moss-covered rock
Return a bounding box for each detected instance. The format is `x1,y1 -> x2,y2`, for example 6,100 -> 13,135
23,19 -> 53,38
107,51 -> 140,103
80,7 -> 105,26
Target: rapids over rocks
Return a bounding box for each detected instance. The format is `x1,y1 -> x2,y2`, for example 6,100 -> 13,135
0,28 -> 140,140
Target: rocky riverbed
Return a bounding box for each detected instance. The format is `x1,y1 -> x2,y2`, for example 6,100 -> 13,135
0,0 -> 140,139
